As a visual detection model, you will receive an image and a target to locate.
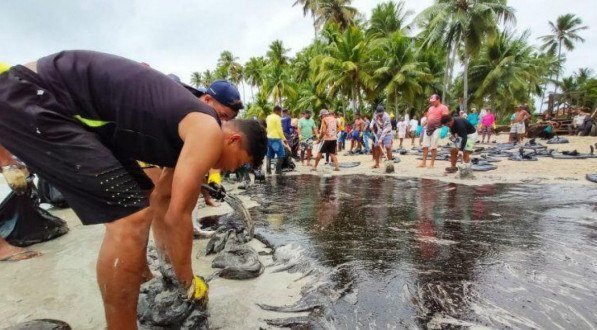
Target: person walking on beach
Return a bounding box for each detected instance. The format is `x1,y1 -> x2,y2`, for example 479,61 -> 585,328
0,50 -> 267,329
298,110 -> 317,166
371,105 -> 394,169
396,116 -> 408,149
480,107 -> 495,144
442,115 -> 478,173
418,94 -> 449,168
312,109 -> 340,171
266,105 -> 289,174
409,116 -> 418,147
510,105 -> 531,144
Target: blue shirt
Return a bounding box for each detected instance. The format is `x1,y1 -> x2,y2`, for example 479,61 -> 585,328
281,115 -> 293,134
467,113 -> 479,126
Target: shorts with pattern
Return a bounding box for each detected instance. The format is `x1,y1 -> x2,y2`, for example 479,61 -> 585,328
300,137 -> 314,151
510,122 -> 525,134
454,133 -> 477,152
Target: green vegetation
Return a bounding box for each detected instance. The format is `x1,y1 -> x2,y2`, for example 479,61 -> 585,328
190,0 -> 591,121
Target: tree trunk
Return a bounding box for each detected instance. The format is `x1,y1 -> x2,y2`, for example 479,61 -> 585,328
463,54 -> 469,113
444,43 -> 457,104
553,41 -> 563,96
395,92 -> 399,119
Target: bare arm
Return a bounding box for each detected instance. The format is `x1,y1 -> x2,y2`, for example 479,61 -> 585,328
154,112 -> 222,287
0,144 -> 16,167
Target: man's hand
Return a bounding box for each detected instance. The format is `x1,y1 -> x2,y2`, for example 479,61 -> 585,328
1,164 -> 29,195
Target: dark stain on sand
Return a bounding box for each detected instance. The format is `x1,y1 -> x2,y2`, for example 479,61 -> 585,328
214,175 -> 597,328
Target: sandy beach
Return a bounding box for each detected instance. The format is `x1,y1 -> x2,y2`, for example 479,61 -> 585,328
300,134 -> 597,185
0,134 -> 596,328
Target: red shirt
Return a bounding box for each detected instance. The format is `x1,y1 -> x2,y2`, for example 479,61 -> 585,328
426,104 -> 449,130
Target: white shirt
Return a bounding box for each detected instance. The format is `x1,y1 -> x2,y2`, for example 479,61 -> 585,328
409,119 -> 418,131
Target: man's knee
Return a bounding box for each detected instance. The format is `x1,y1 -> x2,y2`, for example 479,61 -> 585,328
105,208 -> 152,242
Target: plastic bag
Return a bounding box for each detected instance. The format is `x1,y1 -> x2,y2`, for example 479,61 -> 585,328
0,184 -> 69,247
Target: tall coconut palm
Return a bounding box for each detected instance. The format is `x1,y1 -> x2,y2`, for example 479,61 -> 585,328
372,31 -> 432,116
468,30 -> 552,116
313,25 -> 374,113
261,65 -> 297,105
313,0 -> 357,31
202,69 -> 215,85
293,0 -> 320,38
190,71 -> 203,88
417,0 -> 515,111
367,1 -> 413,38
539,13 -> 588,100
244,56 -> 267,101
266,40 -> 290,67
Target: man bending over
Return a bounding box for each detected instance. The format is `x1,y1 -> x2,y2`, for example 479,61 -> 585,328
442,115 -> 478,173
0,50 -> 266,329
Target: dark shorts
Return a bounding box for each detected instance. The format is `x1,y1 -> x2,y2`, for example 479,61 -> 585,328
319,140 -> 337,155
0,66 -> 151,225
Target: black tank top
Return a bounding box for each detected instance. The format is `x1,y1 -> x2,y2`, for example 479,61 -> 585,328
36,50 -> 220,167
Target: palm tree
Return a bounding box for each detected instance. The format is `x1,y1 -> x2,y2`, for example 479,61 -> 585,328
367,1 -> 413,38
417,0 -> 515,111
266,40 -> 290,67
261,65 -> 297,105
313,0 -> 357,31
468,30 -> 552,117
372,31 -> 432,116
190,71 -> 203,88
244,56 -> 267,101
202,69 -> 215,85
539,13 -> 588,103
293,0 -> 320,38
313,25 -> 374,114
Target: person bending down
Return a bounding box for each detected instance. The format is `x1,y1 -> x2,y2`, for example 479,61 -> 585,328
0,50 -> 266,329
441,115 -> 478,173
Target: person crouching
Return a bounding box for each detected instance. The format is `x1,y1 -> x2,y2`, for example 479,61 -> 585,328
442,115 -> 478,174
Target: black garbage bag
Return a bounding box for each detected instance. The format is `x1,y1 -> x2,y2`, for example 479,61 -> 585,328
37,176 -> 68,209
1,184 -> 69,247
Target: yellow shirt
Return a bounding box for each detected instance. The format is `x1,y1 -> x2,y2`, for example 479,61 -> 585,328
266,113 -> 285,140
337,117 -> 346,131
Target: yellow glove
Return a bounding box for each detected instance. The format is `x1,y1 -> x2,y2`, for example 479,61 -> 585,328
2,164 -> 29,195
186,275 -> 209,307
207,170 -> 222,185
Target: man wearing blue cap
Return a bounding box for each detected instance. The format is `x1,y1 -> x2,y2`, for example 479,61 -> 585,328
0,50 -> 266,329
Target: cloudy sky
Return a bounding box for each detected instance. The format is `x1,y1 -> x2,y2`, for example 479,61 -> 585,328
2,0 -> 595,88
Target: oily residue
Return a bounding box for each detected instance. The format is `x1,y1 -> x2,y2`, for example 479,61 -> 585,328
235,175 -> 597,329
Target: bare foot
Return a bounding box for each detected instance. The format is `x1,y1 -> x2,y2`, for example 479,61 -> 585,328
427,164 -> 435,168
372,164 -> 380,169
0,247 -> 41,262
333,168 -> 340,171
310,167 -> 317,172
417,163 -> 426,168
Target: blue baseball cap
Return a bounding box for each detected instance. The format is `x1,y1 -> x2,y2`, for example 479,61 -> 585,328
207,80 -> 244,111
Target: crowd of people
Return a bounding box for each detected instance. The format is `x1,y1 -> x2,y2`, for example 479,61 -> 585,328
261,93 -> 515,174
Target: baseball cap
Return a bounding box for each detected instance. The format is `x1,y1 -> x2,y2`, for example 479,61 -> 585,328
375,105 -> 385,113
320,109 -> 329,117
207,80 -> 244,111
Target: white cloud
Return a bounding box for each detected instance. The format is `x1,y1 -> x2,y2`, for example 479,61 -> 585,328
1,0 -> 594,86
